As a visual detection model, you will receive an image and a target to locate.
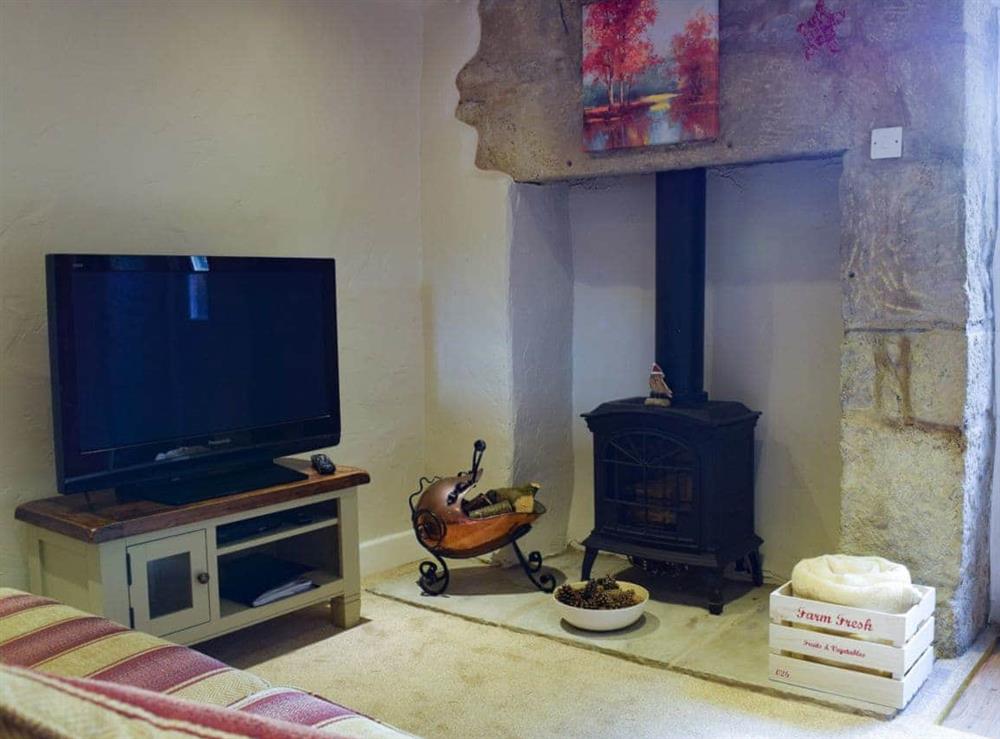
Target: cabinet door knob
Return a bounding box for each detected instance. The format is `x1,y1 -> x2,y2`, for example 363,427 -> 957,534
196,572 -> 210,585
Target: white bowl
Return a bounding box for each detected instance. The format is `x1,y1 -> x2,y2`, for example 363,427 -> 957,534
553,581 -> 649,632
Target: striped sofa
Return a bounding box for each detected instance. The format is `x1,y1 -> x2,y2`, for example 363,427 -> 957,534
0,588 -> 410,738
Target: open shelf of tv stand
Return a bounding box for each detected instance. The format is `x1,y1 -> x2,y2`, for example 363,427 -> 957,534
15,458 -> 369,646
216,516 -> 340,555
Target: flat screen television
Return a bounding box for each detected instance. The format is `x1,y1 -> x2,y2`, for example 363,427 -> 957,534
46,254 -> 340,504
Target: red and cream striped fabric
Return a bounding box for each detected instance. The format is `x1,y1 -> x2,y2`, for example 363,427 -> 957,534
0,663 -> 334,738
0,665 -> 330,739
0,589 -> 411,738
0,589 -> 268,707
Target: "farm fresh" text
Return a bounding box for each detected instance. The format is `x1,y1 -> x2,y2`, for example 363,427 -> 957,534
794,608 -> 874,632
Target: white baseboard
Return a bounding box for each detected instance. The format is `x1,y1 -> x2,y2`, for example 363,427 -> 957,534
360,529 -> 424,577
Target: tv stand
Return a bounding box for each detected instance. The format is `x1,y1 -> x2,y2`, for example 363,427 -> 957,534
15,458 -> 368,645
118,462 -> 309,505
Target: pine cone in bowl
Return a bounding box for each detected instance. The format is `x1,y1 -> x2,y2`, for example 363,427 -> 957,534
553,578 -> 649,632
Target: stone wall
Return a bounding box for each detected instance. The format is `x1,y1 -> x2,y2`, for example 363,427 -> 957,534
456,0 -> 998,656
421,0 -> 517,489
456,1 -> 969,182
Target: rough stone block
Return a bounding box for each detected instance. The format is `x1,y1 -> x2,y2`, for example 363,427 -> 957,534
841,159 -> 966,330
962,12 -> 998,329
840,415 -> 971,653
949,324 -> 995,651
841,330 -> 966,428
856,0 -> 964,49
840,333 -> 876,412
907,331 -> 966,428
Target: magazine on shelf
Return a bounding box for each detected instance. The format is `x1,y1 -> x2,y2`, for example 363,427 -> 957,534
251,576 -> 316,607
219,552 -> 318,607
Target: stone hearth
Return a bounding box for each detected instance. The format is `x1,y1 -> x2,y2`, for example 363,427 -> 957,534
454,0 -> 999,656
367,550 -> 996,718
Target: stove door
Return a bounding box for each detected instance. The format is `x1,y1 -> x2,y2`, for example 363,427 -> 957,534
595,430 -> 700,549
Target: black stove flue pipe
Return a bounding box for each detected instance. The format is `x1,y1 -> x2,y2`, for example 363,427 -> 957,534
655,168 -> 708,406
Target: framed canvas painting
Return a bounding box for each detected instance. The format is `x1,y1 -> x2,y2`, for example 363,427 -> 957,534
582,0 -> 719,152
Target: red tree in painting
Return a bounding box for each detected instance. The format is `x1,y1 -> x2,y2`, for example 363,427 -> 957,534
582,0 -> 659,112
668,10 -> 719,138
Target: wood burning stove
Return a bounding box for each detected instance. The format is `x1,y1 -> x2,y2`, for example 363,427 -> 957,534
582,399 -> 762,614
581,169 -> 763,614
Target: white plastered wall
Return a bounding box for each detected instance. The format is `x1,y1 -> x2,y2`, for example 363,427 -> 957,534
420,1 -> 516,493
509,183 -> 575,557
421,4 -> 578,562
0,0 -> 428,585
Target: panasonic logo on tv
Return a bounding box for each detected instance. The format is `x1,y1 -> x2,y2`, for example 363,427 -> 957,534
207,438 -> 232,447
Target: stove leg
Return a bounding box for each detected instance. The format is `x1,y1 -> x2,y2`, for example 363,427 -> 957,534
748,548 -> 764,587
706,568 -> 725,615
581,546 -> 599,580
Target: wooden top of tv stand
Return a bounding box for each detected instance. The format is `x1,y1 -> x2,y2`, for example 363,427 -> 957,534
15,458 -> 370,544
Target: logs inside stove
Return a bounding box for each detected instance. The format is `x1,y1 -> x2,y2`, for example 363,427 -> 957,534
581,169 -> 763,615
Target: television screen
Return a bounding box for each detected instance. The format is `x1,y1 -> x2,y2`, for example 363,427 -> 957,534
47,255 -> 340,497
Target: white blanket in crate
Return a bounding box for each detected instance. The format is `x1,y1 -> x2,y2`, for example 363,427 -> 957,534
791,554 -> 922,613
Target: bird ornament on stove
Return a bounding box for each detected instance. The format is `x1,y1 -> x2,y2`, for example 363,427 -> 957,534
645,362 -> 673,407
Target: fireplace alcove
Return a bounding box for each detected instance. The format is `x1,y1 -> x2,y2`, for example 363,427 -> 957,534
570,161 -> 840,614
456,0 -> 997,657
578,167 -> 769,614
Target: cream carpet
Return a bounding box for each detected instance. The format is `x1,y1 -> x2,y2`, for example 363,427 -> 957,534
196,563 -> 983,739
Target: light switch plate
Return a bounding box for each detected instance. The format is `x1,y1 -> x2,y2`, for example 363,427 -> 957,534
870,127 -> 903,159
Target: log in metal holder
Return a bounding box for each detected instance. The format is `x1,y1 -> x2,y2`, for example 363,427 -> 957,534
408,441 -> 556,596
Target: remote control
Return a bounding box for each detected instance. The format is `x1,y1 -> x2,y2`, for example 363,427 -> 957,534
310,453 -> 336,475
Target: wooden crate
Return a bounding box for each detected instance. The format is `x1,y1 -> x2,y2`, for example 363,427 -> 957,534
768,581 -> 935,709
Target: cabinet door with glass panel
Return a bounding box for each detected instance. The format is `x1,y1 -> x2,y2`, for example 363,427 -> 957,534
127,530 -> 211,636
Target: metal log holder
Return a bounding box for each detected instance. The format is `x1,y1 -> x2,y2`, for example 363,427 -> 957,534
408,440 -> 555,596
